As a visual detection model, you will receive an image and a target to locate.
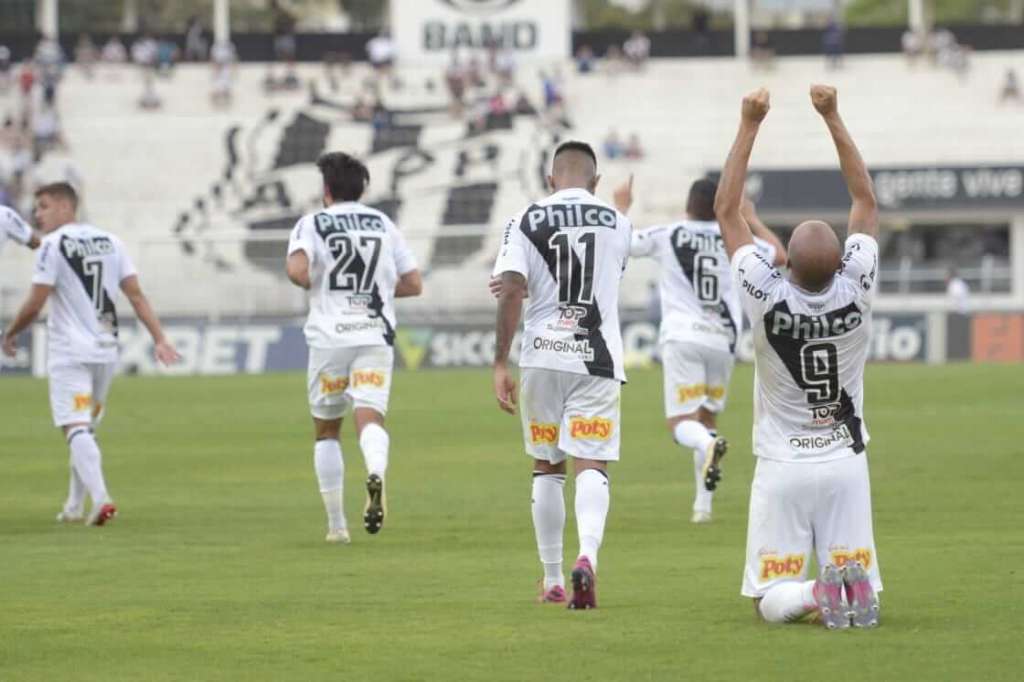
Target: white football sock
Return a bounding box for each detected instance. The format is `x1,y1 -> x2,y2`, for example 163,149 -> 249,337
758,580 -> 817,623
692,448 -> 713,513
673,419 -> 715,452
532,473 -> 566,589
575,469 -> 610,572
64,451 -> 86,515
314,439 -> 346,531
68,427 -> 110,506
359,423 -> 389,478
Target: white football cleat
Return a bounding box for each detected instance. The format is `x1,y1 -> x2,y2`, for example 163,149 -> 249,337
56,510 -> 84,523
325,528 -> 351,544
691,510 -> 712,524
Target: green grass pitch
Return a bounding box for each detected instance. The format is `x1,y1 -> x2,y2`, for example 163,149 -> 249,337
1,363 -> 1022,681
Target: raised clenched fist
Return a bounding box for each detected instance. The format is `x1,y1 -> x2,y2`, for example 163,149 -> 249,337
742,88 -> 770,123
810,84 -> 838,116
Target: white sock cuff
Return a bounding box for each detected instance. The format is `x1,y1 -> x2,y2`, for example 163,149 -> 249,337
532,472 -> 566,486
314,439 -> 344,493
673,420 -> 714,451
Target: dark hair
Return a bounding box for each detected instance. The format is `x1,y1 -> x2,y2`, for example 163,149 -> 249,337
553,140 -> 597,167
316,151 -> 369,202
35,181 -> 79,208
687,178 -> 717,221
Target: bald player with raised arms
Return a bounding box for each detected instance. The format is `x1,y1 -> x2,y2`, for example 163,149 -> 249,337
493,140 -> 632,610
716,86 -> 883,629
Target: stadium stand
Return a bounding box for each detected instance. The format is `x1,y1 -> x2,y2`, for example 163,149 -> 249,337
2,51 -> 1022,319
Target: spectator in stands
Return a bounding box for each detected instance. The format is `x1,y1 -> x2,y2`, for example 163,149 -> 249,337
823,17 -> 844,70
575,45 -> 595,74
101,36 -> 127,64
493,46 -> 516,85
541,71 -> 563,111
467,54 -> 486,88
946,268 -> 970,314
184,16 -> 208,62
604,44 -> 625,75
210,40 -> 237,108
31,100 -> 64,156
902,29 -> 924,65
445,56 -> 468,117
999,68 -> 1021,103
132,34 -> 161,110
625,133 -> 644,160
366,32 -> 395,75
75,34 -> 98,79
272,0 -> 298,64
603,129 -> 624,159
156,40 -> 178,76
750,31 -> 775,69
624,31 -> 651,70
34,34 -> 65,104
692,7 -> 711,54
0,45 -> 11,92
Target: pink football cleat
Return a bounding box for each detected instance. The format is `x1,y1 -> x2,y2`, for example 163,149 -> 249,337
568,556 -> 597,610
842,560 -> 880,628
538,584 -> 567,604
812,564 -> 849,630
87,502 -> 117,527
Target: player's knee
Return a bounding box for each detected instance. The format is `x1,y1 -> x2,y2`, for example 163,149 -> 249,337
666,413 -> 697,438
532,459 -> 565,476
313,418 -> 341,440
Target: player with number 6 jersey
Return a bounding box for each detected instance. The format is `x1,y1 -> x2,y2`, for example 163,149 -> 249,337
286,151 -> 422,545
2,182 -> 180,527
621,177 -> 785,524
492,141 -> 632,610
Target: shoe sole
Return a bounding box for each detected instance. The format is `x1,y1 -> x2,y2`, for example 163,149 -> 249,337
844,563 -> 880,628
702,438 -> 727,492
88,504 -> 117,527
568,567 -> 596,610
363,475 -> 385,535
816,566 -> 850,630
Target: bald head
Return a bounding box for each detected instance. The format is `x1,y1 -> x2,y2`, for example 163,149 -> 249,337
787,220 -> 841,292
549,141 -> 598,192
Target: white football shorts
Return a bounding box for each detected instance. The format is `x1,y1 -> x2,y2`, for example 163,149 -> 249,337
741,453 -> 883,598
662,341 -> 734,417
307,345 -> 393,420
519,368 -> 621,464
48,361 -> 117,427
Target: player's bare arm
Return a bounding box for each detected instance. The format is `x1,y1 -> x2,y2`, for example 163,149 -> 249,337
285,251 -> 312,289
715,88 -> 770,259
120,275 -> 181,365
493,270 -> 526,414
741,197 -> 787,266
2,284 -> 52,357
612,173 -> 634,215
394,269 -> 423,298
812,85 -> 879,238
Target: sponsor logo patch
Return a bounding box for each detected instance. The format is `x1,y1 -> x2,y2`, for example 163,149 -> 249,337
759,553 -> 806,580
73,394 -> 92,411
788,424 -> 853,451
533,336 -> 594,361
676,383 -> 725,403
830,547 -> 873,571
568,416 -> 613,441
320,375 -> 349,395
529,421 -> 558,445
352,371 -> 386,388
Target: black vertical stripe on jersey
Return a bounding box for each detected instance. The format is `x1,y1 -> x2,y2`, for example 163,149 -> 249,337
835,388 -> 865,454
60,235 -> 119,338
518,209 -> 616,380
714,301 -> 737,353
763,299 -> 865,451
367,283 -> 396,347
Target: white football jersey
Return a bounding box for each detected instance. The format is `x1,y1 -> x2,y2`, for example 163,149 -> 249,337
631,219 -> 776,354
493,188 -> 632,382
288,202 -> 417,349
731,233 -> 878,462
0,206 -> 33,253
32,223 -> 137,365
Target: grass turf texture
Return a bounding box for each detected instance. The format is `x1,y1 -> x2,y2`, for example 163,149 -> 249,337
1,364 -> 1022,681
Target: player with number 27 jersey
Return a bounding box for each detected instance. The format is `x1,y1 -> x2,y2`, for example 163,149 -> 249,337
288,203 -> 417,349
